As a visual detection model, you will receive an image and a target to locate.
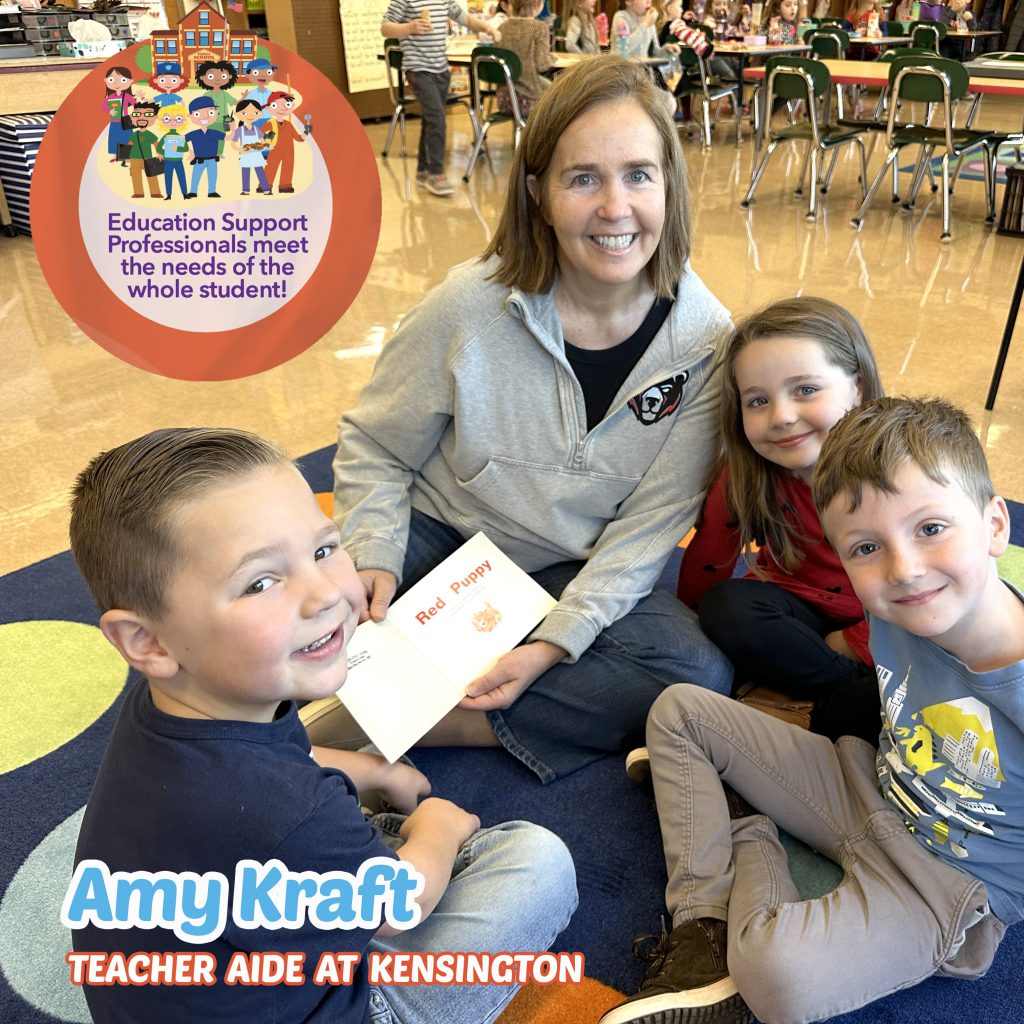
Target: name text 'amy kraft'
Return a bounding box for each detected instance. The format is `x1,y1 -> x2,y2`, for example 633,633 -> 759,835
61,858 -> 422,943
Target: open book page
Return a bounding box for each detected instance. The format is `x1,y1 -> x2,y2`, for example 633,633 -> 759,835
337,533 -> 557,762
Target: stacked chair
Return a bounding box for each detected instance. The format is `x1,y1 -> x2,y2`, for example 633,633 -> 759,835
463,46 -> 526,183
673,26 -> 735,150
850,56 -> 1003,241
742,56 -> 869,221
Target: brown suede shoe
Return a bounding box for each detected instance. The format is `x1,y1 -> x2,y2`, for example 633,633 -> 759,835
599,919 -> 753,1024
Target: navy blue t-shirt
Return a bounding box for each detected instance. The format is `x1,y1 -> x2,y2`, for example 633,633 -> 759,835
72,681 -> 396,1023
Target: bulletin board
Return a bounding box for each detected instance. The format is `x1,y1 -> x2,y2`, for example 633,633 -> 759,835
340,0 -> 391,93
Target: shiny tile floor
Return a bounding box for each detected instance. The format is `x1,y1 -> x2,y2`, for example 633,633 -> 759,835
3,95 -> 1024,577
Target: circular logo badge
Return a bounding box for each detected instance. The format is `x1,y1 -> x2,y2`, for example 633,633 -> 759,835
32,39 -> 380,381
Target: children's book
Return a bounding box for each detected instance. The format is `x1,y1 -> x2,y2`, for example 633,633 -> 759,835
338,533 -> 557,763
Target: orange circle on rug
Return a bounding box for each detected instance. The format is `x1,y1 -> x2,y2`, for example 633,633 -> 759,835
32,40 -> 380,381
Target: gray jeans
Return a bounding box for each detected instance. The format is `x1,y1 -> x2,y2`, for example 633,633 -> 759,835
647,684 -> 1006,1024
406,69 -> 450,175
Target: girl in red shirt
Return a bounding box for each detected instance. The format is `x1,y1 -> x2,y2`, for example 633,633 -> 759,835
678,296 -> 883,740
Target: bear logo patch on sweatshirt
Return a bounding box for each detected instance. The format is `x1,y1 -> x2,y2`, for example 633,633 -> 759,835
628,372 -> 688,425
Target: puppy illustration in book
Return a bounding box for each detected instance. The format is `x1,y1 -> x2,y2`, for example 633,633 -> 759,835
473,602 -> 503,633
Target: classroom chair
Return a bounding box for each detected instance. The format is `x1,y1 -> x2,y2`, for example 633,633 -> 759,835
463,47 -> 526,183
742,57 -> 869,221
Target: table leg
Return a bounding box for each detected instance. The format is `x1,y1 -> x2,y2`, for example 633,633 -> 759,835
985,247 -> 1024,411
735,55 -> 747,147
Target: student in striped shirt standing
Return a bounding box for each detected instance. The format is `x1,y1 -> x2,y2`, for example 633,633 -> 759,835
382,0 -> 500,196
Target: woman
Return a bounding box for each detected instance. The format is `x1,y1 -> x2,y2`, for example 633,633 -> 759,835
322,58 -> 733,784
195,60 -> 238,156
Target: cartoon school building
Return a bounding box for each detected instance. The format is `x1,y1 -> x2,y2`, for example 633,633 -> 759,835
148,1 -> 261,85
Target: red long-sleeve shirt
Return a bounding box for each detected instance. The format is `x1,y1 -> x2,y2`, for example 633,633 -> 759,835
677,466 -> 873,665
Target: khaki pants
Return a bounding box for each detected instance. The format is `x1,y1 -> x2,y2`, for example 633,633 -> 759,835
129,159 -> 162,197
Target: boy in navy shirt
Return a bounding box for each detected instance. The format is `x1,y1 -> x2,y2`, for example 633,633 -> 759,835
69,427 -> 576,1024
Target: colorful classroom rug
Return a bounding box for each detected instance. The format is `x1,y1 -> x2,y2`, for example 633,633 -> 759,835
899,149 -> 1019,186
2,446 -> 1023,1024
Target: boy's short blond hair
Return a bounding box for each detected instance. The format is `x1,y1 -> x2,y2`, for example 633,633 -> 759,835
812,396 -> 995,517
70,428 -> 290,618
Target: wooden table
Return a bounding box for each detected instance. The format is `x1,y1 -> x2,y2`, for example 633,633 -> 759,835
744,57 -> 1024,98
713,40 -> 812,144
847,35 -> 917,50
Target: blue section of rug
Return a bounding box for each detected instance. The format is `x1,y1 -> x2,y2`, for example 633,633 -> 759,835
1,445 -> 1021,1023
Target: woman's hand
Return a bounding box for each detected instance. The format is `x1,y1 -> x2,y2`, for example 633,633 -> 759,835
458,641 -> 567,711
824,630 -> 862,663
358,569 -> 397,623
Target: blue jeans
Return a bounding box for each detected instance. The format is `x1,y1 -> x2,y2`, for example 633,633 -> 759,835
163,161 -> 187,198
406,69 -> 450,175
367,817 -> 577,1024
401,510 -> 733,782
189,159 -> 218,195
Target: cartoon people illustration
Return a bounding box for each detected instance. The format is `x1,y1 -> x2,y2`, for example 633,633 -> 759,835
103,66 -> 136,164
195,60 -> 239,155
184,96 -> 225,199
124,101 -> 163,200
150,61 -> 187,109
231,99 -> 272,196
241,57 -> 278,137
261,91 -> 308,195
154,104 -> 189,201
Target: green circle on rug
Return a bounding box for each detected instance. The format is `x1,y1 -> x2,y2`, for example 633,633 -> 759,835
0,621 -> 127,774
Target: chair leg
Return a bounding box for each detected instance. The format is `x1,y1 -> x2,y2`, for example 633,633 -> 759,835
702,98 -> 713,151
940,152 -> 952,242
904,145 -> 935,210
741,139 -> 779,208
806,147 -> 819,221
983,143 -> 996,224
821,149 -> 839,194
463,121 -> 490,183
382,105 -> 402,159
795,145 -> 811,197
852,147 -> 899,229
856,138 -> 868,201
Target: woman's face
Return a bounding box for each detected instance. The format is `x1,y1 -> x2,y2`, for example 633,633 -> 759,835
582,0 -> 596,11
530,98 -> 667,296
202,67 -> 232,90
105,72 -> 132,92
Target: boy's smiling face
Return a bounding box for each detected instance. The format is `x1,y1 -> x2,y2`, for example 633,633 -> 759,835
144,463 -> 363,722
822,460 -> 1010,663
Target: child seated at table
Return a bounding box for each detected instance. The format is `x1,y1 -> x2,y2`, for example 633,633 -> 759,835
564,0 -> 600,52
496,0 -> 554,117
760,0 -> 799,41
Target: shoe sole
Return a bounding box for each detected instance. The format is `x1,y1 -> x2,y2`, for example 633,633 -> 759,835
600,985 -> 752,1024
625,746 -> 651,784
425,187 -> 453,196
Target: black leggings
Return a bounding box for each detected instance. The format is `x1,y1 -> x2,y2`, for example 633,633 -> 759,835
699,578 -> 880,744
